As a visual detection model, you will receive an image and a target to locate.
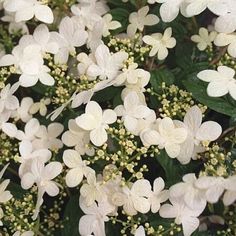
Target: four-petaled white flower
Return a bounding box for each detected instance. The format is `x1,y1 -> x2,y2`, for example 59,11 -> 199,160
160,196 -> 203,236
112,179 -> 151,215
115,92 -> 152,134
76,101 -> 117,146
79,196 -> 115,236
87,44 -> 128,80
21,159 -> 62,220
3,0 -> 54,24
191,27 -> 217,51
102,14 -> 121,37
80,172 -> 107,206
158,117 -> 187,158
62,119 -> 95,156
148,177 -> 169,213
197,66 -> 236,100
170,174 -> 207,211
0,82 -> 19,113
33,123 -> 64,151
63,149 -> 94,188
127,6 -> 159,37
176,106 -> 222,164
143,27 -> 176,60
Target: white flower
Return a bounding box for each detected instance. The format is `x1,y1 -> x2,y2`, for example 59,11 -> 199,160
76,101 -> 117,146
2,118 -> 40,141
0,164 -> 12,204
214,32 -> 236,58
52,16 -> 88,64
127,6 -> 159,37
159,196 -> 202,236
148,177 -> 169,213
185,0 -> 229,17
169,174 -> 207,211
158,117 -> 187,158
62,119 -> 95,156
223,175 -> 236,206
29,98 -> 51,116
13,231 -> 34,236
63,149 -> 94,188
156,0 -> 186,22
3,0 -> 54,24
195,176 -> 226,203
20,24 -> 58,54
102,14 -> 121,37
114,63 -> 150,87
0,44 -> 55,87
197,66 -> 236,100
21,159 -> 62,220
79,196 -> 115,236
32,123 -> 64,151
18,140 -> 52,177
135,226 -> 146,236
214,1 -> 236,33
112,179 -> 151,215
77,52 -> 95,79
12,97 -> 33,122
176,106 -> 222,164
1,12 -> 29,34
191,28 -> 217,51
115,92 -> 152,134
87,44 -> 128,80
0,82 -> 19,113
143,27 -> 176,60
80,173 -> 107,206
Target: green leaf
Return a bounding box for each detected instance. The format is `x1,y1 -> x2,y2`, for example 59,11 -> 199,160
109,8 -> 130,33
184,75 -> 236,118
61,194 -> 83,236
150,69 -> 175,93
156,150 -> 201,187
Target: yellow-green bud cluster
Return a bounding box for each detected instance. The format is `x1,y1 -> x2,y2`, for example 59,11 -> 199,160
107,34 -> 150,63
2,193 -> 36,234
86,120 -> 158,183
200,144 -> 235,177
45,55 -> 100,106
147,83 -> 207,119
0,131 -> 19,165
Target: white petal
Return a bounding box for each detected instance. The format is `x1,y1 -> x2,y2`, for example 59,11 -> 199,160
182,217 -> 199,236
102,109 -> 117,124
15,7 -> 34,22
184,106 -> 202,134
35,5 -> 54,24
45,182 -> 59,196
19,74 -> 38,87
21,173 -> 35,189
197,70 -> 221,82
39,73 -> 55,86
207,81 -> 229,97
90,127 -> 108,146
2,123 -> 18,138
43,162 -> 62,180
63,149 -> 82,168
196,121 -> 222,141
132,179 -> 152,197
165,143 -> 180,158
66,168 -> 83,187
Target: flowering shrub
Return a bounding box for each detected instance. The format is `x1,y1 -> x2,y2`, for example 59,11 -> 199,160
0,0 -> 236,235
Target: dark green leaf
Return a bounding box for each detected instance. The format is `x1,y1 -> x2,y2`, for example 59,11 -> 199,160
156,150 -> 201,187
61,194 -> 83,236
184,75 -> 236,118
150,69 -> 175,93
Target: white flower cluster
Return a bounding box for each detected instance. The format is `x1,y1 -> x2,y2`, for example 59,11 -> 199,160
148,0 -> 236,34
